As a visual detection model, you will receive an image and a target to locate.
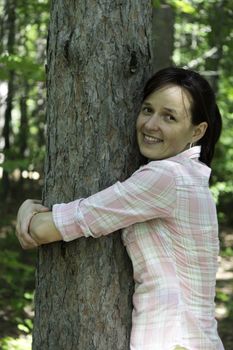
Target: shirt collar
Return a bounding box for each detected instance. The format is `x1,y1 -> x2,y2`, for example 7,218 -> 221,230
174,145 -> 211,177
147,146 -> 202,165
178,145 -> 201,160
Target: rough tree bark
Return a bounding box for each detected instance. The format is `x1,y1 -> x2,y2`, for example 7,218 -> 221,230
204,2 -> 225,93
19,82 -> 29,156
1,0 -> 16,199
33,1 -> 153,349
152,4 -> 174,72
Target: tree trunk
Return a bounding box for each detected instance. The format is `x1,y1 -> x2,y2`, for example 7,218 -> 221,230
1,0 -> 16,199
33,1 -> 153,349
19,81 -> 29,156
152,4 -> 174,72
204,2 -> 225,93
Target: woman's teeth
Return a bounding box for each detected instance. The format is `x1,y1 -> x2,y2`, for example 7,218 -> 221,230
144,135 -> 163,143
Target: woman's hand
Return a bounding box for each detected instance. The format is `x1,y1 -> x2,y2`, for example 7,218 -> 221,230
16,199 -> 49,249
29,211 -> 62,245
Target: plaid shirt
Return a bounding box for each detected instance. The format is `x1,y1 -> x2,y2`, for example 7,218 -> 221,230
53,146 -> 224,350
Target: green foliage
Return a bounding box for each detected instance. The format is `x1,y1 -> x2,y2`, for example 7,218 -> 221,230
0,335 -> 32,350
1,158 -> 30,173
167,0 -> 196,14
221,247 -> 233,257
216,290 -> 230,303
0,242 -> 35,302
0,54 -> 45,81
0,220 -> 36,341
0,0 -> 49,192
152,0 -> 161,8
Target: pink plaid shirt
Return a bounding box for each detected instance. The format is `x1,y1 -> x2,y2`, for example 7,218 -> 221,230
53,146 -> 224,350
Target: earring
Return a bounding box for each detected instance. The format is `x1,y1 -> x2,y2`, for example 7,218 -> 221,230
189,142 -> 193,149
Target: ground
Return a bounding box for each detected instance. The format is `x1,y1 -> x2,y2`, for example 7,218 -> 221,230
216,227 -> 233,349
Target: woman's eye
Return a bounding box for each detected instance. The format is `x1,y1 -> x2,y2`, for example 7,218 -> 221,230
164,114 -> 176,121
142,107 -> 153,114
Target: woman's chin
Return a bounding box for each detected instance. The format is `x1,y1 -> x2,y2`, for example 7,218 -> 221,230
138,146 -> 160,160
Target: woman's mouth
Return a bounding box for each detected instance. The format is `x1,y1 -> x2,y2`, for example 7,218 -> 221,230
143,134 -> 163,144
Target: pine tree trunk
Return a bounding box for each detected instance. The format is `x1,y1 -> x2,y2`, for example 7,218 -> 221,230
152,4 -> 174,72
19,81 -> 29,156
204,2 -> 225,92
1,0 -> 16,199
32,2 -> 153,349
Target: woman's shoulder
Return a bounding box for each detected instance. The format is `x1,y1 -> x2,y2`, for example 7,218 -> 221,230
135,157 -> 208,183
140,158 -> 182,175
130,159 -> 178,188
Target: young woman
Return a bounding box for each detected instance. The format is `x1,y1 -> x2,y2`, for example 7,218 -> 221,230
16,67 -> 224,350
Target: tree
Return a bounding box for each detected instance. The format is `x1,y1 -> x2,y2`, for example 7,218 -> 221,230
32,1 -> 153,349
1,0 -> 16,199
152,4 -> 174,71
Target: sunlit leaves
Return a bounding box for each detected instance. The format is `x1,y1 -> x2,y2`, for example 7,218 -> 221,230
153,0 -> 196,14
0,335 -> 32,350
167,0 -> 196,14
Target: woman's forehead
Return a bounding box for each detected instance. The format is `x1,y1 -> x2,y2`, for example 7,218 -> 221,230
145,84 -> 192,114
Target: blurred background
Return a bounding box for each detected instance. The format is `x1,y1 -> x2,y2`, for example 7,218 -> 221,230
0,0 -> 233,349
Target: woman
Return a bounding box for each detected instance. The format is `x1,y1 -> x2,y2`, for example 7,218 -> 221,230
16,67 -> 224,350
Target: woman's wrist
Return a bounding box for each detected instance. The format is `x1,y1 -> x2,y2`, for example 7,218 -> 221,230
29,211 -> 62,245
28,211 -> 40,234
29,212 -> 44,244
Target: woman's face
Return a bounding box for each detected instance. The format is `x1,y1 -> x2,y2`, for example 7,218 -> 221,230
136,84 -> 200,160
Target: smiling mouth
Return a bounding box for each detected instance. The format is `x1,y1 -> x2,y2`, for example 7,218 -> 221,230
143,134 -> 163,144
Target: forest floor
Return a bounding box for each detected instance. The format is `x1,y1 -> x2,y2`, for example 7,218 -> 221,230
216,227 -> 233,350
0,183 -> 233,349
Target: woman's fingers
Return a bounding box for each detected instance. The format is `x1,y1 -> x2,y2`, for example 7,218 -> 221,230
16,199 -> 49,249
20,207 -> 49,236
18,233 -> 39,250
16,226 -> 39,249
16,220 -> 39,249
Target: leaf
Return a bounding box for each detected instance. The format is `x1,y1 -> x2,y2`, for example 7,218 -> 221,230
1,159 -> 31,172
167,0 -> 196,14
216,291 -> 230,302
151,0 -> 161,8
17,324 -> 30,333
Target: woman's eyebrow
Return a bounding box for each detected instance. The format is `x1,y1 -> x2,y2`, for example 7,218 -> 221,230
142,101 -> 152,106
142,103 -> 179,116
163,107 -> 178,115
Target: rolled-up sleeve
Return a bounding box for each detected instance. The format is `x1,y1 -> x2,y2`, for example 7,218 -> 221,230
52,162 -> 176,242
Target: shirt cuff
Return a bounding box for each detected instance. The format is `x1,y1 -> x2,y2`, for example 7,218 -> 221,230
52,201 -> 84,242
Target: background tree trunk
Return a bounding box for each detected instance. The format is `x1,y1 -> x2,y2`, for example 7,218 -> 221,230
33,1 -> 153,349
152,4 -> 174,72
204,1 -> 225,93
1,0 -> 16,200
19,81 -> 29,156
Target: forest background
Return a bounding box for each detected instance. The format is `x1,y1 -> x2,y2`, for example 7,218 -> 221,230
0,0 -> 233,349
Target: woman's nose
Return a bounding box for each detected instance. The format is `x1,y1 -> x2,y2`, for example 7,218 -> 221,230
144,115 -> 160,130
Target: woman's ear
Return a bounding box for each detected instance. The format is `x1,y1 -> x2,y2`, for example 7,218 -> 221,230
192,122 -> 208,143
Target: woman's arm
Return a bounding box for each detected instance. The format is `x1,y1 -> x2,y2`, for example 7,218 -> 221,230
52,162 -> 176,242
29,211 -> 62,245
16,161 -> 176,248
